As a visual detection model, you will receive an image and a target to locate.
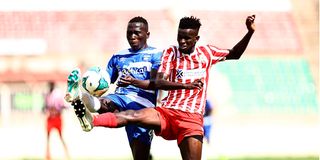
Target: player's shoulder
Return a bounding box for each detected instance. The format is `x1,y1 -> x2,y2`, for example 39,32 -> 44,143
197,44 -> 228,52
141,46 -> 163,55
165,45 -> 177,49
195,43 -> 210,49
162,45 -> 178,52
113,48 -> 131,56
113,47 -> 162,56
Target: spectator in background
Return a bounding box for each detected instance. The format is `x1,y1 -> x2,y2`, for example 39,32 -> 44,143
203,100 -> 213,144
44,81 -> 70,160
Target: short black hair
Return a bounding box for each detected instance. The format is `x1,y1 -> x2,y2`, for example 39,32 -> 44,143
178,16 -> 201,30
129,16 -> 148,30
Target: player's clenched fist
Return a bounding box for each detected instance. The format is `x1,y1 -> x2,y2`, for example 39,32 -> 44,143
246,15 -> 256,32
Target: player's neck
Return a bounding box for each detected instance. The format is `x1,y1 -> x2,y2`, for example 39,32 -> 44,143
179,47 -> 195,55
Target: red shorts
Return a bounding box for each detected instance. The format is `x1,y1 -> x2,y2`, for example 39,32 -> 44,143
47,116 -> 62,134
155,107 -> 204,144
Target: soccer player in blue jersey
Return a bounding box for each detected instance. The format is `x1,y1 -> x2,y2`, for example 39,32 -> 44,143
65,16 -> 162,160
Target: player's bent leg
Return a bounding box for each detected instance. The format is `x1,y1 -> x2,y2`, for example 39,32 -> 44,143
179,135 -> 203,160
72,99 -> 93,132
98,98 -> 120,113
82,93 -> 120,114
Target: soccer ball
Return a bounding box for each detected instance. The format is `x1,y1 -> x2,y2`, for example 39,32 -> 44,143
82,66 -> 110,97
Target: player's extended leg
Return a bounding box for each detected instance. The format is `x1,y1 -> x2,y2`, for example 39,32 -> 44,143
178,136 -> 203,160
93,108 -> 161,130
72,104 -> 161,134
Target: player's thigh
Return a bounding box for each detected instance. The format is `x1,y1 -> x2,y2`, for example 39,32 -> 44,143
99,98 -> 119,113
99,95 -> 121,113
101,94 -> 143,112
135,108 -> 161,130
179,136 -> 203,160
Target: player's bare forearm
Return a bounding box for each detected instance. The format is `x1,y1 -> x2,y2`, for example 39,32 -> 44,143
227,31 -> 254,59
150,72 -> 203,90
150,79 -> 202,90
226,15 -> 255,60
119,74 -> 203,90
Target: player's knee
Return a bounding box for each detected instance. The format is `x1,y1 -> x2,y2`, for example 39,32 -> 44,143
99,98 -> 119,113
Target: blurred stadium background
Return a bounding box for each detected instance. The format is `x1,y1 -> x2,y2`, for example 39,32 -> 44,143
0,0 -> 318,159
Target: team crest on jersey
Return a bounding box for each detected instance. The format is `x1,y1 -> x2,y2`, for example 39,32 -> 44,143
119,57 -> 126,63
142,55 -> 151,61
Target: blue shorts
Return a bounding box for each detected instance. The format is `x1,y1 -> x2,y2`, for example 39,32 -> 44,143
104,94 -> 153,145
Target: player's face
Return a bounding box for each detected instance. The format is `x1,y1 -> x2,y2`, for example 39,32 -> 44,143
177,28 -> 199,54
126,22 -> 149,51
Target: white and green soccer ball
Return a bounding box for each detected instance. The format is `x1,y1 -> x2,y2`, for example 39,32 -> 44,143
82,66 -> 110,97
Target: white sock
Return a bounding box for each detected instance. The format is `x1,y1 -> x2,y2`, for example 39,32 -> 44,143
82,93 -> 101,112
93,97 -> 101,111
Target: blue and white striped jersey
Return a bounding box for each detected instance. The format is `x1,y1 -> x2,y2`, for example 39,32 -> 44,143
105,46 -> 162,107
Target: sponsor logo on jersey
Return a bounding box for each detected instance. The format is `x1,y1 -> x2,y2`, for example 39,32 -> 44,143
176,68 -> 206,79
128,66 -> 148,75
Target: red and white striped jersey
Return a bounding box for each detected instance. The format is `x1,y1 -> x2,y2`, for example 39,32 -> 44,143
158,44 -> 229,115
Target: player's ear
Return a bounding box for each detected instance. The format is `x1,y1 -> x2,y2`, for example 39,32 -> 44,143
146,32 -> 150,39
196,35 -> 200,42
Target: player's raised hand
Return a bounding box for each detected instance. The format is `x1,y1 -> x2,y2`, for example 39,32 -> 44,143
246,15 -> 255,32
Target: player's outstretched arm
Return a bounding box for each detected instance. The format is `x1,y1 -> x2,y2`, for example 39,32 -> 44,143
118,73 -> 203,90
226,15 -> 255,60
148,73 -> 203,90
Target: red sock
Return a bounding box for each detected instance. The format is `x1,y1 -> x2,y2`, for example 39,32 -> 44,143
93,113 -> 118,128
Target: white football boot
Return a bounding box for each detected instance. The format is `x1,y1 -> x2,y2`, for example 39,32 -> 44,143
65,68 -> 93,132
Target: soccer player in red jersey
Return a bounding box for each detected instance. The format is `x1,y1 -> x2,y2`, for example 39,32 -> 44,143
80,15 -> 255,160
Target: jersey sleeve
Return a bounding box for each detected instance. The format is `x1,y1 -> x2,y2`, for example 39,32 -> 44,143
105,55 -> 119,84
158,46 -> 175,77
151,50 -> 163,70
206,45 -> 230,65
